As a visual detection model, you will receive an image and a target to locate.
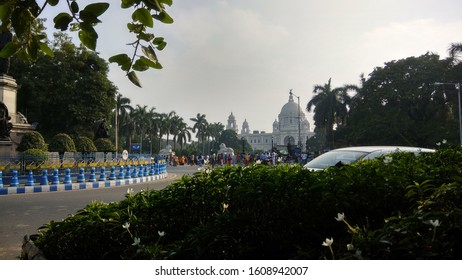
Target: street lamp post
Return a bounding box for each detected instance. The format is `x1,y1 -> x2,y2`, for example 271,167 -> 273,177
434,82 -> 462,145
289,89 -> 302,149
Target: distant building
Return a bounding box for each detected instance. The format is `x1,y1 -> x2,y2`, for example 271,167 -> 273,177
226,91 -> 315,152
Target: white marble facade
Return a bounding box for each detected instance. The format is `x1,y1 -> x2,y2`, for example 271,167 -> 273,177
227,93 -> 314,152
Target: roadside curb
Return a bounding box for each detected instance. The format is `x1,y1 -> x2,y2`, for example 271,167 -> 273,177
0,173 -> 168,195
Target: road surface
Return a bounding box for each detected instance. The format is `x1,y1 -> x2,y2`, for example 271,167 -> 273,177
0,165 -> 198,259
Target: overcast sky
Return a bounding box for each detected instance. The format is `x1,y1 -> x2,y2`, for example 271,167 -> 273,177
45,0 -> 462,135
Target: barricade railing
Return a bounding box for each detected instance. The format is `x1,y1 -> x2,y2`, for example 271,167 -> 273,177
0,152 -> 167,188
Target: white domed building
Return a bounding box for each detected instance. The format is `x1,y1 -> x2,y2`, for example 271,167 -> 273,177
227,91 -> 314,153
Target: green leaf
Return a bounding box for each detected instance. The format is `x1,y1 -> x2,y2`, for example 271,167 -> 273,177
0,4 -> 12,23
82,2 -> 110,17
153,11 -> 173,24
132,8 -> 153,28
142,0 -> 161,11
38,42 -> 54,57
78,24 -> 98,50
156,41 -> 167,51
132,57 -> 150,71
28,38 -> 39,60
127,23 -> 144,33
158,0 -> 173,6
79,10 -> 101,24
138,32 -> 154,42
128,71 -> 142,87
153,37 -> 166,50
53,13 -> 73,31
153,37 -> 164,44
136,56 -> 162,70
48,0 -> 60,6
0,41 -> 18,58
121,0 -> 136,9
70,1 -> 79,13
108,53 -> 131,71
141,45 -> 158,62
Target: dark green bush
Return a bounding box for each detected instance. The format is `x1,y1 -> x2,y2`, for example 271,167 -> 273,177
33,147 -> 462,259
17,131 -> 47,152
73,136 -> 97,154
48,133 -> 76,154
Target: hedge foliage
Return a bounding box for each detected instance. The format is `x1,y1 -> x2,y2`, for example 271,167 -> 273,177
17,131 -> 47,152
34,147 -> 462,259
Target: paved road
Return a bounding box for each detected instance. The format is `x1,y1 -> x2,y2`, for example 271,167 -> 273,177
0,165 -> 199,260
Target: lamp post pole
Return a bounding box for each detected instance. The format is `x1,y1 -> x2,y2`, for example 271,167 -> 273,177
434,82 -> 462,145
289,90 -> 302,149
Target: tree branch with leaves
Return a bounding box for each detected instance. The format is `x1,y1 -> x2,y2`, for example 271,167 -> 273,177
0,0 -> 173,87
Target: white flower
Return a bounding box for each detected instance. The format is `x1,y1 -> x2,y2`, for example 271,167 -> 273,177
436,142 -> 441,146
429,219 -> 441,227
223,203 -> 229,210
122,222 -> 130,229
334,213 -> 345,222
442,139 -> 447,144
256,160 -> 262,164
158,231 -> 166,237
383,156 -> 393,164
322,237 -> 334,247
347,244 -> 355,251
197,167 -> 203,172
132,237 -> 141,246
127,188 -> 134,195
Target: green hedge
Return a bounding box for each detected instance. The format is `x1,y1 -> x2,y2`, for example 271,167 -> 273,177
33,147 -> 462,259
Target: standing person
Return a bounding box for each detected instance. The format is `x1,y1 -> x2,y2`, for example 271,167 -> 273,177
227,154 -> 232,166
272,151 -> 276,165
245,153 -> 250,166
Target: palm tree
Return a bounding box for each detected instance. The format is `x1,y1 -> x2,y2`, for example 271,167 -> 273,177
145,107 -> 158,155
307,78 -> 357,148
163,111 -> 177,146
176,121 -> 192,153
190,113 -> 208,155
448,42 -> 462,63
114,94 -> 133,152
207,122 -> 224,153
131,105 -> 149,154
170,114 -> 186,150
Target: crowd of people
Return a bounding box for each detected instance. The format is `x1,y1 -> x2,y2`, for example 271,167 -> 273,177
164,151 -> 310,167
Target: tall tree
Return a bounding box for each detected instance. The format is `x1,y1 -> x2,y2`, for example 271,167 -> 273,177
170,114 -> 185,150
175,119 -> 191,153
11,32 -> 117,140
307,78 -> 356,149
114,94 -> 133,152
190,113 -> 208,155
131,105 -> 149,153
344,53 -> 456,147
207,122 -> 225,152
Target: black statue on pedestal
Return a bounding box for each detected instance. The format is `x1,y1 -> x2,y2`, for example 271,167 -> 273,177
0,101 -> 12,140
94,118 -> 109,140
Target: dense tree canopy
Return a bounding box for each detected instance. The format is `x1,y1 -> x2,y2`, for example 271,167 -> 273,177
10,32 -> 117,140
339,53 -> 461,147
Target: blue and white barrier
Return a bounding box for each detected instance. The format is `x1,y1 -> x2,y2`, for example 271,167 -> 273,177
0,162 -> 168,195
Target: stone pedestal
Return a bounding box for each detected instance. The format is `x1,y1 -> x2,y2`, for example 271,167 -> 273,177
0,74 -> 34,156
0,74 -> 17,117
